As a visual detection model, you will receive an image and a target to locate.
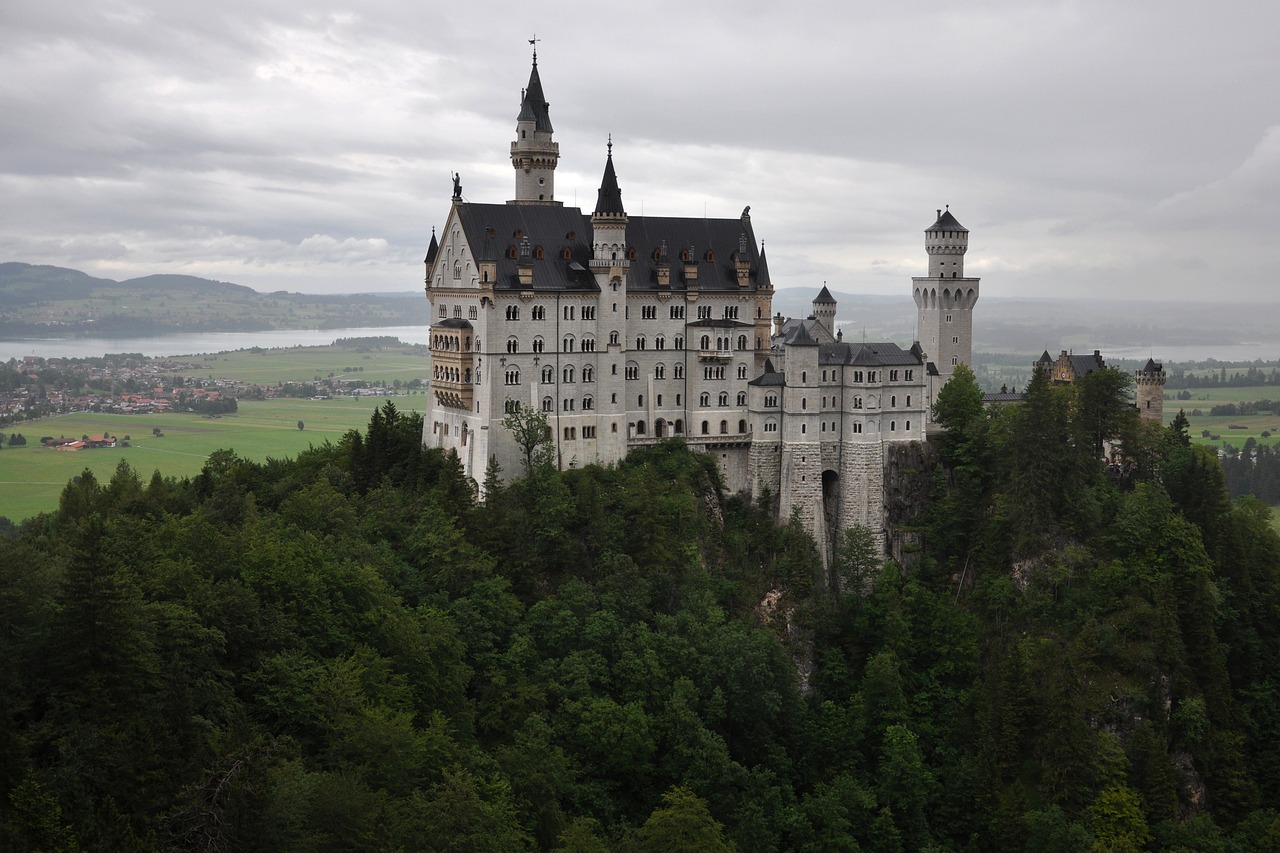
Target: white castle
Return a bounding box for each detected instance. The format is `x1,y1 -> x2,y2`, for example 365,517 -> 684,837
422,54 -> 979,561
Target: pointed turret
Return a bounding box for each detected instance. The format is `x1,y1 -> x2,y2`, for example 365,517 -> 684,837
812,285 -> 837,339
757,242 -> 771,288
510,51 -> 560,204
424,227 -> 439,287
590,139 -> 628,272
593,141 -> 625,215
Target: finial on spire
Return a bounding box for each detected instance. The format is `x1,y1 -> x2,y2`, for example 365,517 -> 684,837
607,134 -> 612,157
529,35 -> 540,63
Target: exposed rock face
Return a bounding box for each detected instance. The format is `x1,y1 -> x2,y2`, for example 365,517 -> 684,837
884,440 -> 936,569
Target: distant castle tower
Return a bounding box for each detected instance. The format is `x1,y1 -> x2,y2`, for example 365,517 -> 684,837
510,51 -> 560,204
912,207 -> 979,382
812,285 -> 837,339
1135,358 -> 1166,423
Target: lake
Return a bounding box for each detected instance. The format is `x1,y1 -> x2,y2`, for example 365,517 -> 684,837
0,326 -> 430,361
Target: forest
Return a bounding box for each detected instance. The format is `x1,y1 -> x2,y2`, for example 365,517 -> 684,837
1,364 -> 1279,851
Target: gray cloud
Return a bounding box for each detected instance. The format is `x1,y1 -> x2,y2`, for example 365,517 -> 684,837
1,0 -> 1278,300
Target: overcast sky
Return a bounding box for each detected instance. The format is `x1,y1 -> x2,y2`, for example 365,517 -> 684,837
2,1 -> 1278,302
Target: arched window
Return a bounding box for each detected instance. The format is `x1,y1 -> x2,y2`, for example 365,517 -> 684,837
718,391 -> 729,406
674,363 -> 684,379
737,364 -> 748,379
699,392 -> 710,406
532,337 -> 544,353
655,336 -> 665,350
674,335 -> 684,350
737,335 -> 747,350
655,363 -> 666,379
454,261 -> 462,280
737,391 -> 746,406
635,336 -> 646,350
738,419 -> 747,433
720,420 -> 728,434
541,396 -> 553,412
701,421 -> 709,435
700,335 -> 710,350
563,335 -> 574,352
541,366 -> 553,384
506,305 -> 519,320
583,395 -> 594,410
635,420 -> 646,435
609,331 -> 620,346
674,419 -> 683,433
506,337 -> 519,353
563,366 -> 575,383
581,336 -> 596,352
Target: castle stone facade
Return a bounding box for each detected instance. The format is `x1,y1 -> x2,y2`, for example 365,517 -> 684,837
422,55 -> 979,562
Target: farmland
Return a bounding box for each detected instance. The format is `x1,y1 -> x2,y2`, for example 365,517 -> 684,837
0,396 -> 412,521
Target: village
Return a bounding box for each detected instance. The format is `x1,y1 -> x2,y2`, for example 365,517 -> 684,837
0,352 -> 409,431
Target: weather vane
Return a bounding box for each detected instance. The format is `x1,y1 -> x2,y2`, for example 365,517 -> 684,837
529,34 -> 540,62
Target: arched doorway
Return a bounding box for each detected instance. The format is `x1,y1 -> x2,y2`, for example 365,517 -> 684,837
655,419 -> 666,438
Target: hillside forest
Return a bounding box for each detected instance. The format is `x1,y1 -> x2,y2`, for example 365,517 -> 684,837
2,364 -> 1280,851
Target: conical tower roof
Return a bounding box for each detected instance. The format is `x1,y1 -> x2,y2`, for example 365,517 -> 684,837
518,55 -> 553,134
756,243 -> 771,287
424,228 -> 439,266
593,142 -> 625,216
927,207 -> 967,232
814,285 -> 836,304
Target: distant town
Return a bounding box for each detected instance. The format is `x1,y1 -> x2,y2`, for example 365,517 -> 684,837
0,350 -> 424,430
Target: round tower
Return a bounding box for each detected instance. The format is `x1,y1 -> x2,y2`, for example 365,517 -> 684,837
926,206 -> 968,278
510,51 -> 560,204
912,206 -> 980,383
812,285 -> 837,340
1135,358 -> 1166,423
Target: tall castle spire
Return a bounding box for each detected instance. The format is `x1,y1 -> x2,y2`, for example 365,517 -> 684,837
590,139 -> 628,271
509,49 -> 560,205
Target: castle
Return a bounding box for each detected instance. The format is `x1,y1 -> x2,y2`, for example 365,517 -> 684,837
422,54 -> 979,561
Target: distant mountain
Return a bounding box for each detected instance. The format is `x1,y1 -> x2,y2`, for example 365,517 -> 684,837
0,263 -> 423,336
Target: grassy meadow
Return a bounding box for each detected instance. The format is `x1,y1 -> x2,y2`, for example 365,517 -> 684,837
1165,386 -> 1280,450
169,344 -> 429,386
0,396 -> 416,522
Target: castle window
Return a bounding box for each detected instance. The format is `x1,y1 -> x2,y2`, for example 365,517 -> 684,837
532,337 -> 544,353
582,336 -> 596,352
610,331 -> 620,346
700,392 -> 710,407
718,391 -> 729,406
698,306 -> 712,319
504,368 -> 520,385
868,371 -> 877,382
737,335 -> 747,350
891,396 -> 896,407
674,363 -> 684,379
541,366 -> 553,384
701,421 -> 709,435
469,306 -> 477,320
507,337 -> 519,353
821,422 -> 826,432
563,366 -> 574,383
638,395 -> 644,406
583,425 -> 596,438
635,336 -> 646,350
506,305 -> 520,320
890,421 -> 896,431
765,395 -> 777,407
626,366 -> 638,380
655,336 -> 665,350
563,398 -> 575,411
657,394 -> 663,406
802,372 -> 807,383
739,419 -> 747,433
542,397 -> 553,412
737,391 -> 746,406
454,305 -> 462,318
565,306 -> 575,320
655,363 -> 666,379
720,420 -> 728,434
439,305 -> 447,319
670,305 -> 685,319
675,419 -> 684,433
534,246 -> 545,259
945,314 -> 952,322
890,370 -> 899,382
951,356 -> 959,366
583,395 -> 594,410
906,395 -> 911,407
853,396 -> 862,409
453,262 -> 462,280
675,335 -> 685,350
642,305 -> 656,319
563,336 -> 574,351
737,364 -> 748,379
676,394 -> 681,405
905,369 -> 913,381
852,422 -> 862,433
507,246 -> 517,259
906,420 -> 911,430
532,305 -> 545,320
801,424 -> 806,434
802,398 -> 807,410
562,247 -> 573,260
952,336 -> 959,344
583,366 -> 594,382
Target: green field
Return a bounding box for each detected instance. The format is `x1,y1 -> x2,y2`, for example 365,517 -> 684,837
168,343 -> 430,386
0,396 -> 414,521
1163,386 -> 1280,451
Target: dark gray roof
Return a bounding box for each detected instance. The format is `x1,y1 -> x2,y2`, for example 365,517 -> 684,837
594,151 -> 625,216
785,323 -> 820,347
818,341 -> 922,367
757,244 -> 771,287
688,318 -> 753,328
983,392 -> 1026,404
435,317 -> 474,330
927,208 -> 967,233
1142,358 -> 1163,373
450,201 -> 765,293
520,59 -> 553,133
814,285 -> 836,304
424,229 -> 439,266
1068,351 -> 1106,377
1038,350 -> 1053,364
748,358 -> 785,387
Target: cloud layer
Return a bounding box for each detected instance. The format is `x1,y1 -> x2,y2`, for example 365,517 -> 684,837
2,1 -> 1278,300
